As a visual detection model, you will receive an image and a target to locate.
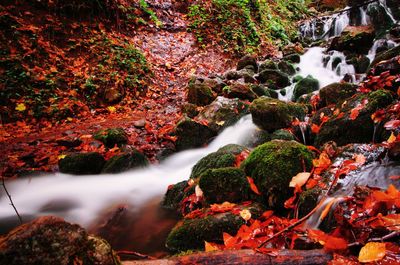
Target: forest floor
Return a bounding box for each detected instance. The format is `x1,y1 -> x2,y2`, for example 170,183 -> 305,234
0,0 -> 236,178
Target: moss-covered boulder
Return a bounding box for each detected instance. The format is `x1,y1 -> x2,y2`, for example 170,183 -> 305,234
222,83 -> 257,101
292,75 -> 319,101
283,53 -> 301,64
181,103 -> 199,118
241,140 -> 313,211
370,45 -> 400,68
315,90 -> 394,146
199,167 -> 249,204
271,129 -> 295,141
245,129 -> 271,148
190,144 -> 248,179
298,186 -> 323,218
175,117 -> 216,151
278,61 -> 296,76
373,55 -> 400,76
161,180 -> 190,212
196,97 -> 248,133
256,69 -> 291,89
165,203 -> 263,252
250,97 -> 307,132
237,55 -> 258,71
319,82 -> 358,106
347,54 -> 370,74
258,59 -> 278,72
59,152 -> 105,175
328,26 -> 375,54
0,216 -> 119,265
250,84 -> 271,97
187,77 -> 217,106
94,128 -> 128,148
102,150 -> 149,173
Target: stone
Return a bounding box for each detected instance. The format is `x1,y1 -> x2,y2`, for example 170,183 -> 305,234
292,75 -> 319,101
94,128 -> 128,148
102,149 -> 149,173
237,55 -> 258,71
328,26 -> 375,54
256,69 -> 291,89
58,152 -> 105,175
319,82 -> 358,106
174,117 -> 216,151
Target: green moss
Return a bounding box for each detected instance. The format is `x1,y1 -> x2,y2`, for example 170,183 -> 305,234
102,150 -> 149,173
199,167 -> 249,204
292,75 -> 319,101
241,140 -> 313,211
58,152 -> 105,175
94,128 -> 128,148
271,129 -> 295,141
366,89 -> 394,110
298,186 -> 323,218
175,117 -> 216,151
319,82 -> 358,106
187,83 -> 216,106
161,180 -> 189,212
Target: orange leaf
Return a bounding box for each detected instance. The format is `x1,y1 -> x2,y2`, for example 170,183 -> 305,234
311,123 -> 321,134
358,242 -> 386,263
247,177 -> 261,195
313,152 -> 331,175
210,202 -> 236,213
223,232 -> 236,248
350,108 -> 360,120
205,241 -> 221,252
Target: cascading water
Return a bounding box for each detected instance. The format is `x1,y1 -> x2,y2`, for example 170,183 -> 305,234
0,116 -> 257,229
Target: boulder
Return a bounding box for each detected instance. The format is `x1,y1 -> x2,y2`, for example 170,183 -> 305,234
165,203 -> 263,252
0,216 -> 119,265
190,144 -> 248,179
283,53 -> 301,64
346,54 -> 370,74
328,26 -> 375,54
271,129 -> 295,141
174,117 -> 216,151
256,69 -> 291,89
370,45 -> 400,68
258,60 -> 278,72
222,83 -> 257,101
199,167 -> 250,204
373,55 -> 400,75
161,180 -> 190,212
278,61 -> 296,76
187,77 -> 217,106
237,55 -> 258,71
367,3 -> 395,33
292,75 -> 319,101
94,127 -> 128,148
250,97 -> 307,132
241,140 -> 313,211
195,97 -> 248,133
181,103 -> 199,118
58,152 -> 105,175
102,149 -> 149,173
319,82 -> 358,106
315,90 -> 394,146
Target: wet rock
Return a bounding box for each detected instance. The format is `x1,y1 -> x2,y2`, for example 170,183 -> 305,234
292,75 -> 319,101
181,103 -> 199,118
196,97 -> 248,133
283,53 -> 301,64
370,45 -> 400,68
190,144 -> 248,179
271,129 -> 295,141
161,180 -> 190,212
319,82 -> 358,106
250,97 -> 307,132
256,69 -> 291,89
102,149 -> 149,173
245,129 -> 271,148
187,77 -> 217,106
258,59 -> 278,72
0,216 -> 119,265
346,54 -> 370,74
165,203 -> 263,252
56,138 -> 82,148
250,84 -> 271,97
328,26 -> 375,54
237,55 -> 258,71
223,83 -> 257,101
367,3 -> 395,34
315,90 -> 394,147
241,140 -> 313,211
93,127 -> 128,148
199,167 -> 250,204
59,152 -> 105,175
373,55 -> 400,75
174,117 -> 216,151
278,61 -> 296,76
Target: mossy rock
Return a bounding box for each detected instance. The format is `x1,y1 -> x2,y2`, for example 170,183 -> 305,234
102,150 -> 149,173
223,83 -> 257,101
241,140 -> 313,211
199,167 -> 250,204
283,53 -> 301,64
328,26 -> 375,54
187,78 -> 217,106
94,128 -> 128,148
271,129 -> 295,141
373,55 -> 400,76
196,97 -> 248,133
181,103 -> 199,118
174,117 -> 216,151
258,60 -> 278,72
237,55 -> 258,71
292,75 -> 319,101
59,152 -> 105,175
298,186 -> 323,218
250,97 -> 307,132
245,129 -> 271,148
250,84 -> 271,97
165,203 -> 263,252
256,69 -> 290,89
161,180 -> 189,212
370,45 -> 400,68
346,55 -> 370,74
319,82 -> 358,106
315,90 -> 394,146
278,61 -> 296,76
190,144 -> 248,179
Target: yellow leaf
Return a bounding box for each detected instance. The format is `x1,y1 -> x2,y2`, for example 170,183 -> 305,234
67,117 -> 73,122
15,103 -> 26,112
388,132 -> 396,143
107,106 -> 116,113
240,209 -> 252,221
216,121 -> 225,126
58,154 -> 66,160
358,242 -> 386,263
289,172 -> 311,188
204,241 -> 219,252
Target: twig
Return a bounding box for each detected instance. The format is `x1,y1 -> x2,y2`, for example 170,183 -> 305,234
1,177 -> 22,224
116,250 -> 156,260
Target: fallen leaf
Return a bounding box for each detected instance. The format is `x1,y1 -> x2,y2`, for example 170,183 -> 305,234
240,209 -> 252,221
358,242 -> 386,263
15,103 -> 26,112
205,241 -> 220,252
247,177 -> 261,195
289,172 -> 311,188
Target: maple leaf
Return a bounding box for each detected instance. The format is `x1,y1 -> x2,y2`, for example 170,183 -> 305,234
15,103 -> 27,112
313,152 -> 331,175
247,177 -> 261,195
358,242 -> 386,263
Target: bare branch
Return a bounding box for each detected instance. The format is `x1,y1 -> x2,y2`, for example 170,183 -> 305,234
1,176 -> 23,224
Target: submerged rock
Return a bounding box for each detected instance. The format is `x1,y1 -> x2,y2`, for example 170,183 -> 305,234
0,216 -> 119,265
58,152 -> 105,175
250,97 -> 307,132
241,140 -> 313,211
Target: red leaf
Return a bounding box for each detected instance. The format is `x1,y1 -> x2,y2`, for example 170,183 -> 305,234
247,177 -> 261,195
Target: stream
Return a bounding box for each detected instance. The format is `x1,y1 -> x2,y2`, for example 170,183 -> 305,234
1,0 -> 399,256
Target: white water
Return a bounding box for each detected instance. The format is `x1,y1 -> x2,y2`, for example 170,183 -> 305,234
0,116 -> 257,227
367,39 -> 397,61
